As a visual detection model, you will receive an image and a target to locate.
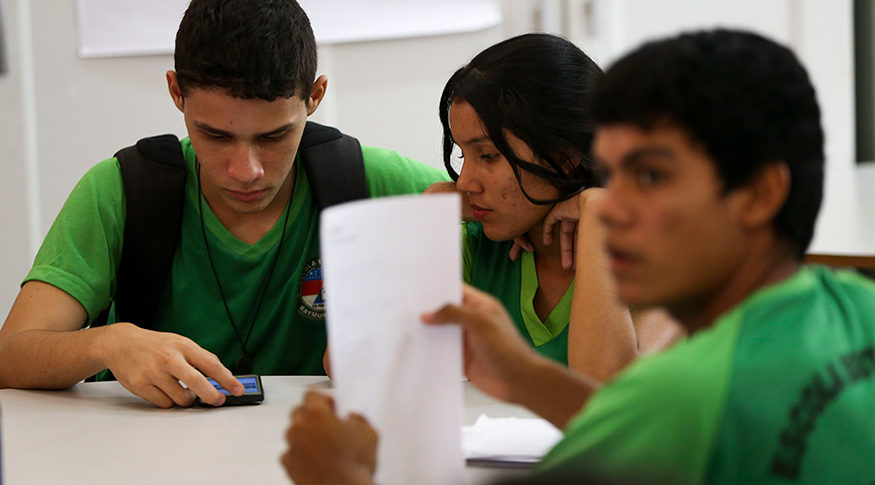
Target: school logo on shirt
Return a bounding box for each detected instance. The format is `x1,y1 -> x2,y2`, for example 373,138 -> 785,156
298,258 -> 326,320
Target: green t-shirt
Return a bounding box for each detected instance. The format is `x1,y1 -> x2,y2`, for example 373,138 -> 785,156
25,137 -> 449,376
463,222 -> 574,365
538,266 -> 875,484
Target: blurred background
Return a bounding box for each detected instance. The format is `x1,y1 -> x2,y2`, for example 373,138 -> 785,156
0,0 -> 870,320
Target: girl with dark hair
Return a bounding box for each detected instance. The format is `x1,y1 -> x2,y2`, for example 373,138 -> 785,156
428,33 -> 682,380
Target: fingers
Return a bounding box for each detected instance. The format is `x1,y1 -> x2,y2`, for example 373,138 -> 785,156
106,327 -> 242,408
560,220 -> 577,269
347,413 -> 379,465
303,390 -> 336,412
134,384 -> 177,409
153,375 -> 198,407
178,371 -> 225,407
186,348 -> 243,398
287,392 -> 342,446
155,357 -> 226,407
422,301 -> 470,327
283,392 -> 378,485
543,212 -> 559,246
347,413 -> 376,435
114,352 -> 206,408
517,235 -> 535,252
289,391 -> 338,426
542,195 -> 586,248
148,343 -> 239,407
508,235 -> 534,261
422,285 -> 497,328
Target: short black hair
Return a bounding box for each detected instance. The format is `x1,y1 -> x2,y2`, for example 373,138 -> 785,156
440,33 -> 603,204
174,0 -> 317,101
591,29 -> 824,259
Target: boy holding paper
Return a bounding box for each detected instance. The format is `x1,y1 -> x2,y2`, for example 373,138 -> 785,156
283,29 -> 875,484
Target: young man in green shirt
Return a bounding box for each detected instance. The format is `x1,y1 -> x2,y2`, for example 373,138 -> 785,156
282,29 -> 875,484
0,0 -> 447,409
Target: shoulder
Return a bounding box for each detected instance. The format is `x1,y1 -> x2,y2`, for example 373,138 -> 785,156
732,266 -> 875,346
360,145 -> 450,196
539,319 -> 741,483
65,157 -> 125,212
596,317 -> 740,418
81,156 -> 124,186
811,265 -> 875,309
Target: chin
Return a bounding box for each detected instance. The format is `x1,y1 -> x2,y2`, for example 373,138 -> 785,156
616,284 -> 658,308
482,221 -> 534,243
480,225 -> 513,242
228,200 -> 271,215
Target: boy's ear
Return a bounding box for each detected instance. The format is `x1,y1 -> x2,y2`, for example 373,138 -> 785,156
167,71 -> 185,112
738,161 -> 791,229
307,75 -> 328,116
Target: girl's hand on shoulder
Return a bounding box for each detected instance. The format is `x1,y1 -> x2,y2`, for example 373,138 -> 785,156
541,188 -> 606,269
508,234 -> 535,261
542,188 -> 605,269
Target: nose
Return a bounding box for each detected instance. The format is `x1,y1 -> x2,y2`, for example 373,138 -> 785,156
455,159 -> 482,194
227,144 -> 264,185
597,179 -> 633,229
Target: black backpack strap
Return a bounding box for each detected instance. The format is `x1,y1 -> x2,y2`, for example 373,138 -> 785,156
91,134 -> 187,329
298,122 -> 368,210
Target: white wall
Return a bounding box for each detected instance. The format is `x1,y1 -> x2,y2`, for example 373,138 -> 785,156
0,0 -> 862,321
313,30 -> 502,167
0,0 -> 31,320
528,0 -> 860,254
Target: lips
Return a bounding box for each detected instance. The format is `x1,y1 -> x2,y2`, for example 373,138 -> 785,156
606,243 -> 640,275
470,203 -> 492,220
227,188 -> 268,202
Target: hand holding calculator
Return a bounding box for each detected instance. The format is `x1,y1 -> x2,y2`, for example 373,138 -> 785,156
198,374 -> 264,406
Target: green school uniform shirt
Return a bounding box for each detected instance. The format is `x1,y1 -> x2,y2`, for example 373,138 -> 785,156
538,266 -> 875,484
463,222 -> 574,365
25,137 -> 449,376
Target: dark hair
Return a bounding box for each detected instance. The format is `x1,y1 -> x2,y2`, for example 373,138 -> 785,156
174,0 -> 317,101
591,29 -> 824,259
440,33 -> 603,204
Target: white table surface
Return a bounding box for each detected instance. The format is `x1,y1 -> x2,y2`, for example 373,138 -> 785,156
0,376 -> 534,484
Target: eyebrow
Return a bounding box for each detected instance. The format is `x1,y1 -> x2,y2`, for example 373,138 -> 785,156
619,147 -> 677,168
193,121 -> 296,138
594,147 -> 677,173
454,135 -> 492,146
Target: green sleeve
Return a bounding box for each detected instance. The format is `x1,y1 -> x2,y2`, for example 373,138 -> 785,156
536,318 -> 741,484
361,146 -> 450,197
24,158 -> 125,323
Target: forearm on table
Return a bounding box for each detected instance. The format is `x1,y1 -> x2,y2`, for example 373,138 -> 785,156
0,326 -> 112,389
508,354 -> 599,429
567,211 -> 637,382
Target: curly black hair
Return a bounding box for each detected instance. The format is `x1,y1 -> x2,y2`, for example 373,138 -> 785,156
591,29 -> 824,259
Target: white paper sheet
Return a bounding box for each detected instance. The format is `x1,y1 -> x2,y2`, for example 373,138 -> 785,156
463,414 -> 563,467
321,193 -> 463,485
